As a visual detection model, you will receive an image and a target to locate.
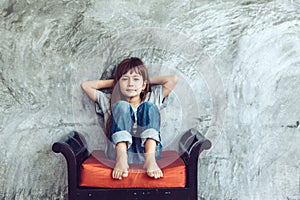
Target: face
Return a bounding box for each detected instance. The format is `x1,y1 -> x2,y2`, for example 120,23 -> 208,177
119,70 -> 146,99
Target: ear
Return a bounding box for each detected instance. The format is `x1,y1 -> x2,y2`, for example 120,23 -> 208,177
142,81 -> 147,90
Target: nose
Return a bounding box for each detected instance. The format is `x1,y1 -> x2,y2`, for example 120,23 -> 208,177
128,78 -> 134,86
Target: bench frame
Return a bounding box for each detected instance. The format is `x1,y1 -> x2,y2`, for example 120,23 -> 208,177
52,128 -> 211,200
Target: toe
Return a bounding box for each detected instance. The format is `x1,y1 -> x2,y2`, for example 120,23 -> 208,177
112,169 -> 122,179
154,170 -> 163,179
147,171 -> 155,178
154,171 -> 161,179
122,170 -> 129,178
147,170 -> 163,179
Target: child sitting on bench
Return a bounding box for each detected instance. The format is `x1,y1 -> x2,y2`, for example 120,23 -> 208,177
81,57 -> 178,180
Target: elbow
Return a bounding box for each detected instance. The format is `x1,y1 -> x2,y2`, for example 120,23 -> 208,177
172,75 -> 179,85
80,82 -> 87,91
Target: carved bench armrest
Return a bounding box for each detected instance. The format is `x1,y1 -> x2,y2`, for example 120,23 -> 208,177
179,128 -> 211,189
52,131 -> 89,189
179,128 -> 211,163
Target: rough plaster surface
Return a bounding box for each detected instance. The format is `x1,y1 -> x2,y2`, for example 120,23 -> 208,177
0,0 -> 299,199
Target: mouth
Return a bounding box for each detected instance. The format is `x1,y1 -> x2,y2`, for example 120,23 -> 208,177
126,89 -> 138,92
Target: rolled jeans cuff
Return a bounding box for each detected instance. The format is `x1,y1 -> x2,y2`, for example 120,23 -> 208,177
111,130 -> 133,149
140,128 -> 160,147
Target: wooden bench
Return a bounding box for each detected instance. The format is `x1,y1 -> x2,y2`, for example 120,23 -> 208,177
52,128 -> 211,200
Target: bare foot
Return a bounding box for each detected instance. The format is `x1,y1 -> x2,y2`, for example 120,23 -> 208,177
112,154 -> 129,179
112,145 -> 129,180
144,154 -> 163,179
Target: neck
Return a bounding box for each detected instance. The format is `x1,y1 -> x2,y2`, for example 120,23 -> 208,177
126,96 -> 142,108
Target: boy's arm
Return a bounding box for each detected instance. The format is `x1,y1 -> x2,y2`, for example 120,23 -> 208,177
150,75 -> 178,98
81,79 -> 114,102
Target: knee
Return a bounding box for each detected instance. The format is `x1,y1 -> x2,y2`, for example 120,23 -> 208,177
112,101 -> 132,114
139,102 -> 158,112
139,101 -> 160,115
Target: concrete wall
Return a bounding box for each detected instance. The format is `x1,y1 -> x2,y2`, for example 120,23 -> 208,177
0,0 -> 299,199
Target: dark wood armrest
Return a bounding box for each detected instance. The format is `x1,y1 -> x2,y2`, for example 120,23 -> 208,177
179,128 -> 212,190
179,128 -> 211,164
52,131 -> 89,191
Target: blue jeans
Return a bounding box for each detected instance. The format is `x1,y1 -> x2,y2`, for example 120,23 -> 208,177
107,101 -> 162,164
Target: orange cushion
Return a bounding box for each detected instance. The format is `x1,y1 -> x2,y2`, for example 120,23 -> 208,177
79,150 -> 186,188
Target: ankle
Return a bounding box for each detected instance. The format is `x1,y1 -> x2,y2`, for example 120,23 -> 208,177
144,152 -> 156,160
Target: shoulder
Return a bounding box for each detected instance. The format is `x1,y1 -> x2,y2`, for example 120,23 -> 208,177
96,90 -> 111,107
147,85 -> 164,97
96,89 -> 111,99
144,85 -> 166,108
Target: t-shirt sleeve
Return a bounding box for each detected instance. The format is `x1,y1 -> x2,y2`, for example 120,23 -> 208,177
95,90 -> 111,116
148,85 -> 168,109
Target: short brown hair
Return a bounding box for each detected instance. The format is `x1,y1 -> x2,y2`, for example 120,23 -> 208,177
111,57 -> 151,105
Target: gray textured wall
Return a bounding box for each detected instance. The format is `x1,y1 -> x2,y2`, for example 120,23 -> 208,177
1,0 -> 300,199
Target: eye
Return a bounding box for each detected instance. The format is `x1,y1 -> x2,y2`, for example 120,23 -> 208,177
134,78 -> 140,81
121,77 -> 128,81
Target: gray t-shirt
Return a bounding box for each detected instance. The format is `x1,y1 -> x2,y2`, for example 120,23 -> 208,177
95,85 -> 166,127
